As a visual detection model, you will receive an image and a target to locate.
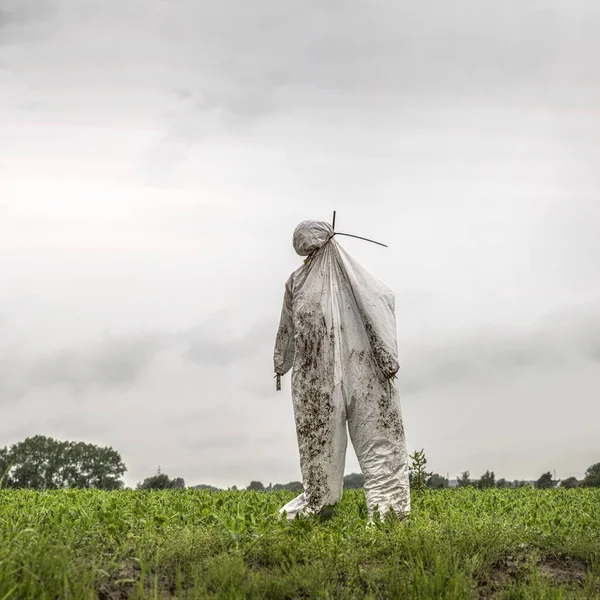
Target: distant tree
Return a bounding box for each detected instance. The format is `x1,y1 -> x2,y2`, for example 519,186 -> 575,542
560,477 -> 579,489
0,447 -> 11,488
194,484 -> 220,492
496,478 -> 509,489
511,480 -> 531,489
457,471 -> 471,488
581,463 -> 600,488
427,473 -> 449,490
343,473 -> 365,489
64,441 -> 127,490
247,481 -> 265,492
0,435 -> 126,490
272,481 -> 303,493
137,469 -> 185,490
409,450 -> 432,495
477,471 -> 496,489
535,472 -> 557,489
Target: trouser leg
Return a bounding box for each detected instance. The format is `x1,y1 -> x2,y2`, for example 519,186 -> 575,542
347,375 -> 410,519
280,381 -> 347,519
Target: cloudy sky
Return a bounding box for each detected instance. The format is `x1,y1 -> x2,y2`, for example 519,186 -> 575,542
1,0 -> 599,488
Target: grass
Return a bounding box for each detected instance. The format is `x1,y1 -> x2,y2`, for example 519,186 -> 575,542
0,487 -> 599,599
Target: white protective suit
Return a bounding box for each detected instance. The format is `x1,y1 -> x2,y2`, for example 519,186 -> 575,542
274,220 -> 410,521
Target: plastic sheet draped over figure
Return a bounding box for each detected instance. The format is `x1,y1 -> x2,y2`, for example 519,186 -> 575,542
274,220 -> 410,521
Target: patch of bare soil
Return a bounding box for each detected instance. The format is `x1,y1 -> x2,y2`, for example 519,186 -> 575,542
478,554 -> 592,599
97,565 -> 138,600
478,555 -> 524,598
96,564 -> 185,599
537,555 -> 588,587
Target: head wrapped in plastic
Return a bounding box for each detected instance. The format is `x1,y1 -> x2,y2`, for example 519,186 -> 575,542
293,220 -> 334,256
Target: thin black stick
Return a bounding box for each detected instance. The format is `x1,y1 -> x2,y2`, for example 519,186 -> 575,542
334,232 -> 388,248
332,210 -> 337,231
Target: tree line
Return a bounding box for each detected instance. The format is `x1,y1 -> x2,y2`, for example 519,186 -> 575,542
0,436 -> 187,491
428,468 -> 599,489
243,466 -> 600,493
0,435 -> 126,490
1,436 -> 599,491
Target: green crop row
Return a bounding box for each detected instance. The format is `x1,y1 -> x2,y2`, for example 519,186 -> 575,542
0,488 -> 599,599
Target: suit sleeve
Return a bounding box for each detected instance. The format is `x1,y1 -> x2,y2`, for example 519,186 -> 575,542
274,277 -> 295,376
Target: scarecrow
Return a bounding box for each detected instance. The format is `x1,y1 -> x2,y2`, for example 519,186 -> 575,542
274,215 -> 410,521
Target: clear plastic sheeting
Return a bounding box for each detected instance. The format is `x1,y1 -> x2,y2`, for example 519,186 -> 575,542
274,220 -> 410,521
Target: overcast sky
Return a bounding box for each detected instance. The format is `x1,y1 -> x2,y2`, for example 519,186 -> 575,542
1,0 -> 599,488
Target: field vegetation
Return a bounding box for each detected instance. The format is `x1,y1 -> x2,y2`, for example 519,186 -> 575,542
1,487 -> 599,599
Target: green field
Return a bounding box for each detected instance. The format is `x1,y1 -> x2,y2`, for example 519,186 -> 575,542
0,488 -> 599,599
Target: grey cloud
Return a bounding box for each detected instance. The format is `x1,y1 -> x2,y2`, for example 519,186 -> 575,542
42,411 -> 115,437
20,306 -> 597,400
0,333 -> 164,403
166,409 -> 223,427
7,0 -> 585,179
2,411 -> 115,444
189,434 -> 249,452
182,320 -> 272,367
142,83 -> 279,182
2,295 -> 599,405
2,0 -> 600,484
0,318 -> 274,402
28,332 -> 169,393
0,357 -> 26,402
0,0 -> 55,41
140,0 -> 596,178
188,429 -> 288,453
0,9 -> 12,30
402,310 -> 600,394
171,1 -> 598,103
6,1 -> 599,111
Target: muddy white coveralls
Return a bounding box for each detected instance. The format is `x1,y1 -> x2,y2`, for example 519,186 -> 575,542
274,220 -> 410,520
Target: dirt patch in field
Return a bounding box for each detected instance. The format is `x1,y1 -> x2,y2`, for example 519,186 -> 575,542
97,565 -> 138,600
537,555 -> 588,587
478,554 -> 591,598
97,564 -> 184,599
478,555 -> 523,597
